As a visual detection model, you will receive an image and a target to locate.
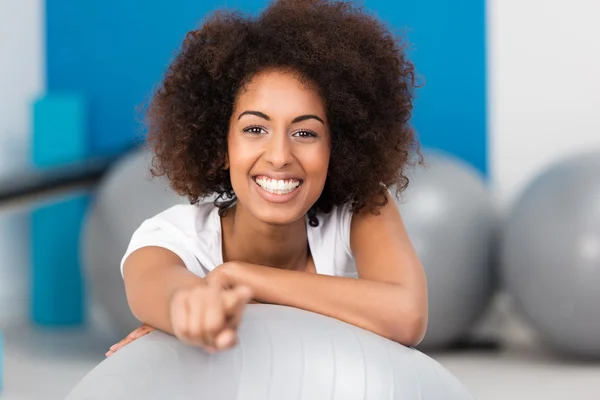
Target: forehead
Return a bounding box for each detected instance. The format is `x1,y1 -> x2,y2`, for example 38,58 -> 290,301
234,70 -> 326,116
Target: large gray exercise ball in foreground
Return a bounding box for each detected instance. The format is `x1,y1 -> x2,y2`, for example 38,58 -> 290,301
66,304 -> 475,400
395,150 -> 499,349
83,149 -> 186,339
502,151 -> 600,358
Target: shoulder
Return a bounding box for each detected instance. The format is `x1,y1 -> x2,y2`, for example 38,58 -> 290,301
147,201 -> 216,232
121,201 -> 221,276
155,202 -> 215,223
152,201 -> 215,221
321,189 -> 398,254
134,201 -> 221,253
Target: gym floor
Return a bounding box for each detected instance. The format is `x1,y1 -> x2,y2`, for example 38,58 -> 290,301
1,295 -> 599,400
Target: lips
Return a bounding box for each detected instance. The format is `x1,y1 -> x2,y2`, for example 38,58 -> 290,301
254,175 -> 302,194
252,175 -> 304,203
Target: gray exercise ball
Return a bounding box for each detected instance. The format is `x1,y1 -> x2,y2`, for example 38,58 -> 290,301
395,150 -> 499,349
66,304 -> 475,400
83,149 -> 186,339
502,151 -> 600,358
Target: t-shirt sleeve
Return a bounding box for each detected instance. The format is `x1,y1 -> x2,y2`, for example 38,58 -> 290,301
119,218 -> 201,277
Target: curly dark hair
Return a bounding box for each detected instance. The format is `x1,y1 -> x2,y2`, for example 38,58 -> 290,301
144,0 -> 422,226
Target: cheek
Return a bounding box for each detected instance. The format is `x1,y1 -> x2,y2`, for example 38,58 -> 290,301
228,139 -> 255,174
227,149 -> 252,191
302,145 -> 330,180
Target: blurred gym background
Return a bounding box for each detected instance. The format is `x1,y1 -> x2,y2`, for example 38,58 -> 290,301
1,0 -> 599,399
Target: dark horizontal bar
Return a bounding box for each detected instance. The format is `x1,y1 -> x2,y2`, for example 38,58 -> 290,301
0,156 -> 118,205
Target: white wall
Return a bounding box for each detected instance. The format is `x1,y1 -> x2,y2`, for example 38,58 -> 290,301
0,0 -> 45,301
483,0 -> 600,346
0,0 -> 45,173
488,0 -> 600,211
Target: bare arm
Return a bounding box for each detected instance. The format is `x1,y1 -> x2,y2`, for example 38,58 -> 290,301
121,246 -> 207,335
219,192 -> 428,346
110,247 -> 252,356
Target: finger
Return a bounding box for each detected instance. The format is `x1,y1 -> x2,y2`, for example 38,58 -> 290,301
139,324 -> 156,335
202,345 -> 219,354
107,333 -> 143,356
222,286 -> 253,313
109,340 -> 128,352
171,290 -> 191,342
234,285 -> 253,304
116,325 -> 155,351
125,324 -> 154,342
186,287 -> 205,344
222,287 -> 253,330
214,328 -> 237,350
109,327 -> 142,352
109,334 -> 136,353
127,328 -> 142,340
107,344 -> 125,355
226,304 -> 245,332
201,279 -> 226,348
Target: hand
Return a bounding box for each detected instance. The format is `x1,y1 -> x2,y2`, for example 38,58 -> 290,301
205,261 -> 239,289
206,262 -> 262,304
105,323 -> 156,357
170,277 -> 253,353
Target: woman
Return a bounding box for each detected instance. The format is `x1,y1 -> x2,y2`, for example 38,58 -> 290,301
107,0 -> 427,356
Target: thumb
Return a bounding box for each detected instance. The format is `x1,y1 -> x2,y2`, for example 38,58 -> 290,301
222,285 -> 253,312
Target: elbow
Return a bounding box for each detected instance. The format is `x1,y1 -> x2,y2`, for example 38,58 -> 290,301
123,277 -> 147,324
399,313 -> 428,347
123,286 -> 143,323
390,302 -> 428,347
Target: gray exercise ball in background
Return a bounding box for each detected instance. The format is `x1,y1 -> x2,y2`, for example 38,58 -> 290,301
395,150 -> 499,349
66,304 -> 475,400
83,149 -> 186,339
502,151 -> 600,358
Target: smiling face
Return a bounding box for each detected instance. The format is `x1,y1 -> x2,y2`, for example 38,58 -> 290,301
226,69 -> 331,226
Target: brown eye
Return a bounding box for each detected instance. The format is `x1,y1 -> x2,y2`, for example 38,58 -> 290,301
293,130 -> 317,138
243,125 -> 266,135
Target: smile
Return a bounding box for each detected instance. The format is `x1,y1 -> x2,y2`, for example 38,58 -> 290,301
253,176 -> 303,195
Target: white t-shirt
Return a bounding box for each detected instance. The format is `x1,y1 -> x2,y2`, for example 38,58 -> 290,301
120,201 -> 358,278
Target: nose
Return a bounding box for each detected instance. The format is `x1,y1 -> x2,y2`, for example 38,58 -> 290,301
264,131 -> 293,169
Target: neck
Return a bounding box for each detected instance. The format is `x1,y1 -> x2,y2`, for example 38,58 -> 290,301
220,203 -> 309,271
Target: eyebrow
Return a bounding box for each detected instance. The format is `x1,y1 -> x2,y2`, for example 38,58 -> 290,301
237,110 -> 325,125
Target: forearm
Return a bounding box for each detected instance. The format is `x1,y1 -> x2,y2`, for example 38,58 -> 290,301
123,248 -> 206,335
232,263 -> 426,346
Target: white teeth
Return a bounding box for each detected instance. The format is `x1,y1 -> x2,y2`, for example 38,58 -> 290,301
255,176 -> 301,195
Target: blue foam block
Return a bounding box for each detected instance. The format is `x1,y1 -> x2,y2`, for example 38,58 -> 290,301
31,193 -> 89,326
32,93 -> 88,168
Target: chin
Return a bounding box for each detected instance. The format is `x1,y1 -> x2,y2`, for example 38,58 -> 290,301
246,176 -> 317,223
232,175 -> 323,226
250,206 -> 307,226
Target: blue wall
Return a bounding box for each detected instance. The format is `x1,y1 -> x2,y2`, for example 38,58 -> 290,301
367,0 -> 487,173
46,0 -> 486,172
46,0 -> 268,156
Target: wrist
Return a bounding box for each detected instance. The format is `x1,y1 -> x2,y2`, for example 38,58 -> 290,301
214,261 -> 246,287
